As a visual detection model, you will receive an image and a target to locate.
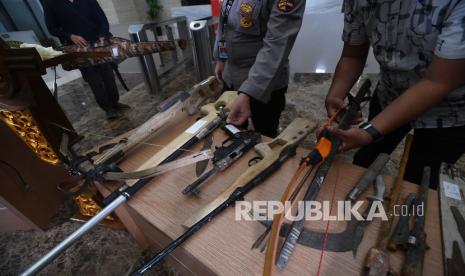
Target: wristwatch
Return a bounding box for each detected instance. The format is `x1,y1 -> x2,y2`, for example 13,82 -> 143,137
359,122 -> 382,142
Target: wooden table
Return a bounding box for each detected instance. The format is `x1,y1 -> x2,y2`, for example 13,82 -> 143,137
97,111 -> 443,276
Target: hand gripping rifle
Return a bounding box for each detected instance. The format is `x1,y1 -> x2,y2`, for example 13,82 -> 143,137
132,118 -> 317,275
263,79 -> 372,275
20,91 -> 237,276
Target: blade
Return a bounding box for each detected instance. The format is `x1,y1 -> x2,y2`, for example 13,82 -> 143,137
447,241 -> 465,276
258,217 -> 364,253
389,193 -> 416,250
451,206 -> 465,243
196,133 -> 213,177
104,150 -> 212,181
276,153 -> 335,268
183,167 -> 219,195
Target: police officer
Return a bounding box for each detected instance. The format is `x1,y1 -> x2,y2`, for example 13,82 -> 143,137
214,0 -> 306,137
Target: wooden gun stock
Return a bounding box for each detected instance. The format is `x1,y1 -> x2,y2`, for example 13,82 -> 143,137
183,118 -> 316,228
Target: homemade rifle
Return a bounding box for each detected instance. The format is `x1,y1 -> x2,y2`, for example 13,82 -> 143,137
132,118 -> 316,275
263,79 -> 372,275
60,37 -> 187,70
20,91 -> 236,275
182,124 -> 262,196
57,76 -> 220,194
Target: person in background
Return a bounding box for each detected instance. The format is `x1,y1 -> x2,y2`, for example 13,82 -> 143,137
214,0 -> 306,137
325,0 -> 465,188
43,0 -> 130,120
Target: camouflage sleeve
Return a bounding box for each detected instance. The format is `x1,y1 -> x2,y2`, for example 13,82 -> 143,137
435,1 -> 465,59
341,0 -> 368,45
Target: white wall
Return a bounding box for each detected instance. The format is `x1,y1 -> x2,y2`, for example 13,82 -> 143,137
97,0 -> 182,24
289,0 -> 379,74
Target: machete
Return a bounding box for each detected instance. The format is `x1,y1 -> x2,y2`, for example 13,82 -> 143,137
257,174 -> 386,257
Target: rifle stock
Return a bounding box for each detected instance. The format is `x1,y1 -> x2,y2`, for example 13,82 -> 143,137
123,91 -> 236,187
183,118 -> 316,228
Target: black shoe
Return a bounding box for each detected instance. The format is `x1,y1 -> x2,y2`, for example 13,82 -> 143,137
115,103 -> 131,111
105,108 -> 122,120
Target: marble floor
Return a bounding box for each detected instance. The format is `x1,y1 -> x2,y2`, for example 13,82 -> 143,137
1,61 -> 464,275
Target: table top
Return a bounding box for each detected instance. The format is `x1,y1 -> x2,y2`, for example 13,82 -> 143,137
114,111 -> 443,276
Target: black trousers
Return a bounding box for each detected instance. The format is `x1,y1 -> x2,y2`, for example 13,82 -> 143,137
353,93 -> 465,189
80,63 -> 119,111
223,85 -> 286,138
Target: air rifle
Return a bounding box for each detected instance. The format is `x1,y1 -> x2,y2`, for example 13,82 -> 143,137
132,118 -> 317,275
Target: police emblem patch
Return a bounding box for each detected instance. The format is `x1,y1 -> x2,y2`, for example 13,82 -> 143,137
277,0 -> 295,12
240,17 -> 253,28
240,3 -> 254,14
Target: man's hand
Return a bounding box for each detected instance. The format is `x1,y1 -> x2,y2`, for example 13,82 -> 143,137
70,34 -> 87,47
328,127 -> 373,152
325,96 -> 345,119
215,61 -> 225,82
227,93 -> 252,126
325,95 -> 363,124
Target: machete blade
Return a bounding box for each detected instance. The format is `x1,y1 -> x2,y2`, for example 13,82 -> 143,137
258,218 -> 364,253
451,206 -> 465,243
446,241 -> 465,276
258,175 -> 387,258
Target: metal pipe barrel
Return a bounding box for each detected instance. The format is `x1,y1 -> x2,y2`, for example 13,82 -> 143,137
190,20 -> 214,82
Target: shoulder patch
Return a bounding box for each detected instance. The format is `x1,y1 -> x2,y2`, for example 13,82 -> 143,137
277,0 -> 295,12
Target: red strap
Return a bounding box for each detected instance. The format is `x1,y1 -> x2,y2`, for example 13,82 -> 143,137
316,162 -> 340,276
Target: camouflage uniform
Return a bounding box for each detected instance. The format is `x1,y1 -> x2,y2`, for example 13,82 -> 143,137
343,0 -> 465,128
343,0 -> 465,188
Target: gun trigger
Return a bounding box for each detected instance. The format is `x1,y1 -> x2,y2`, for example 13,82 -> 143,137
248,156 -> 263,166
222,137 -> 232,146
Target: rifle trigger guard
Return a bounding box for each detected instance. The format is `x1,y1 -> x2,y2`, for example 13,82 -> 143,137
222,137 -> 233,146
248,156 -> 263,166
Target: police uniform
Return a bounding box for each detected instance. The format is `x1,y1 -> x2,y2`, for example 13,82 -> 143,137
213,0 -> 306,137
